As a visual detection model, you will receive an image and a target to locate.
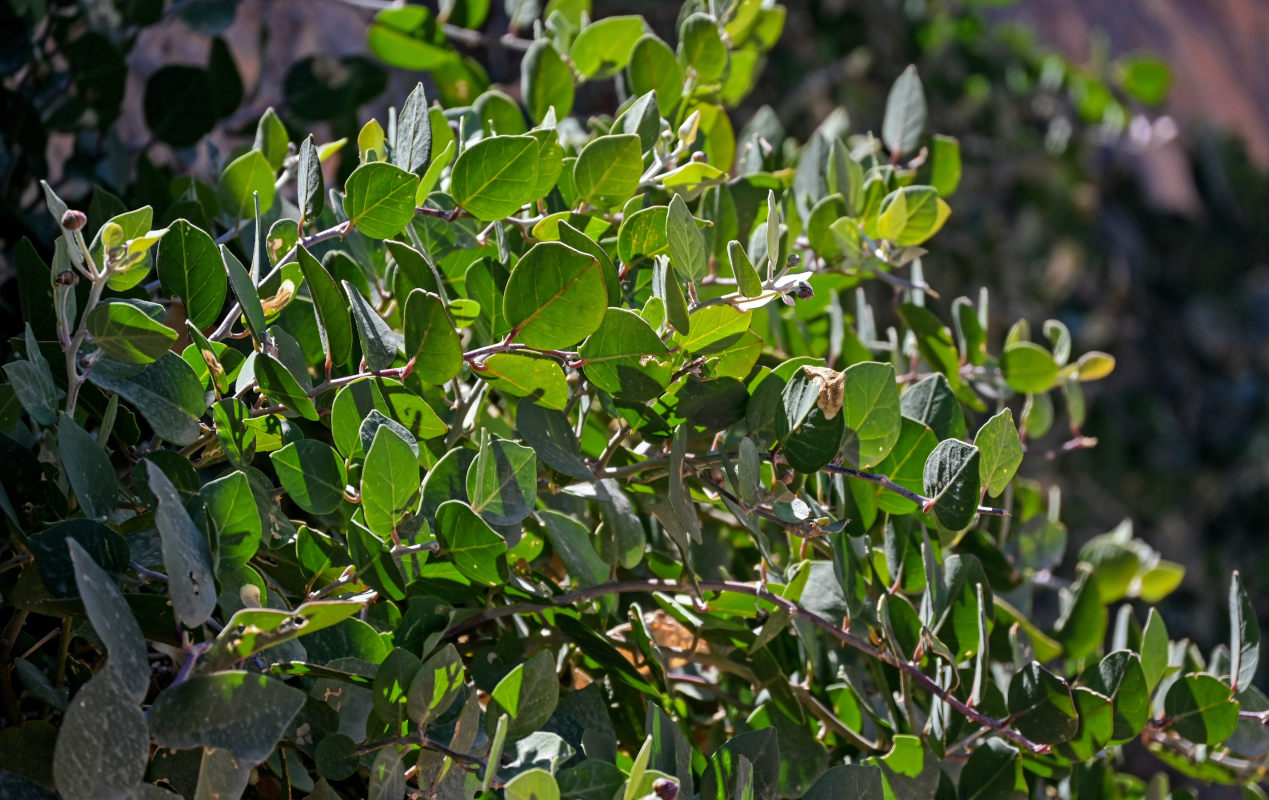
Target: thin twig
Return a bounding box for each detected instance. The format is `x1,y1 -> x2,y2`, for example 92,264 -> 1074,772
357,731 -> 489,771
1023,435 -> 1099,460
595,422 -> 631,471
822,463 -> 1009,517
209,220 -> 352,342
697,473 -> 829,539
445,578 -> 1047,754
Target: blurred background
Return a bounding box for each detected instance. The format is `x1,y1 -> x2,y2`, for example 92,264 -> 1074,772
3,0 -> 1269,683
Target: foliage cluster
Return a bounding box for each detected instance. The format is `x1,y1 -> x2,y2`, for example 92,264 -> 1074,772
1,2 -> 1266,799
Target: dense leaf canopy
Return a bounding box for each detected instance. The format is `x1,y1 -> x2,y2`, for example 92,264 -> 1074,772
0,2 -> 1263,800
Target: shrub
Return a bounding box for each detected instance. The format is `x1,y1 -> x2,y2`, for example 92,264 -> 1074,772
1,2 -> 1264,799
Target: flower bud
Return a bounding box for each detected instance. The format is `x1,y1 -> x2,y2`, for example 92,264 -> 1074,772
61,209 -> 86,231
653,779 -> 679,800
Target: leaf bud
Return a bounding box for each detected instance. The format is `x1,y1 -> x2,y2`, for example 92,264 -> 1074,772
54,269 -> 79,287
61,209 -> 86,231
677,110 -> 701,144
101,221 -> 125,249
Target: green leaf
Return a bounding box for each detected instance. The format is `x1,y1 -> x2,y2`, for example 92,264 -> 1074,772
435,499 -> 507,585
1165,674 -> 1239,746
359,116 -> 385,161
372,648 -> 422,724
523,39 -> 574,123
53,671 -> 148,800
922,439 -> 981,531
558,760 -> 627,800
653,255 -> 691,335
574,134 -> 643,209
958,738 -> 1025,800
729,240 -> 763,298
872,417 -> 937,514
195,747 -> 253,800
366,5 -> 454,70
877,186 -> 950,246
479,353 -> 568,409
804,764 -> 883,800
489,650 -> 559,740
679,12 -> 727,83
342,162 -> 420,239
835,362 -> 902,469
86,300 -> 177,364
149,462 -> 217,627
157,219 -> 228,330
530,130 -> 567,202
219,149 -> 276,220
1231,571 -> 1260,690
628,35 -> 682,115
571,15 -> 646,79
1113,53 -> 1171,106
701,729 -> 779,800
467,435 -> 537,526
296,245 -> 354,368
1057,687 -> 1113,762
1054,568 -> 1107,661
934,554 -> 994,660
865,735 -> 939,800
200,470 -> 261,566
659,425 -> 702,552
66,539 -> 150,702
1140,608 -> 1170,693
783,403 -> 843,474
516,403 -> 593,481
254,352 -> 319,421
406,643 -> 465,726
206,600 -> 364,670
974,408 -> 1024,498
504,241 -> 607,350
222,245 -> 268,345
362,425 -> 420,539
900,373 -> 966,441
271,440 -> 347,515
5,331 -> 61,427
395,82 -> 432,175
149,672 -> 306,763
540,510 -> 608,588
558,220 -> 622,306
404,289 -> 463,384
1139,561 -> 1185,604
57,413 -> 119,521
1008,662 -> 1079,745
882,64 -> 925,158
930,135 -> 961,196
451,135 -> 539,220
297,135 -> 325,223
343,280 -> 402,371
666,193 -> 708,282
1085,650 -> 1150,744
579,307 -> 672,402
619,205 -> 670,262
505,769 -> 560,800
1002,343 -> 1059,394
253,107 -> 289,169
89,353 -> 204,445
475,89 -> 527,136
